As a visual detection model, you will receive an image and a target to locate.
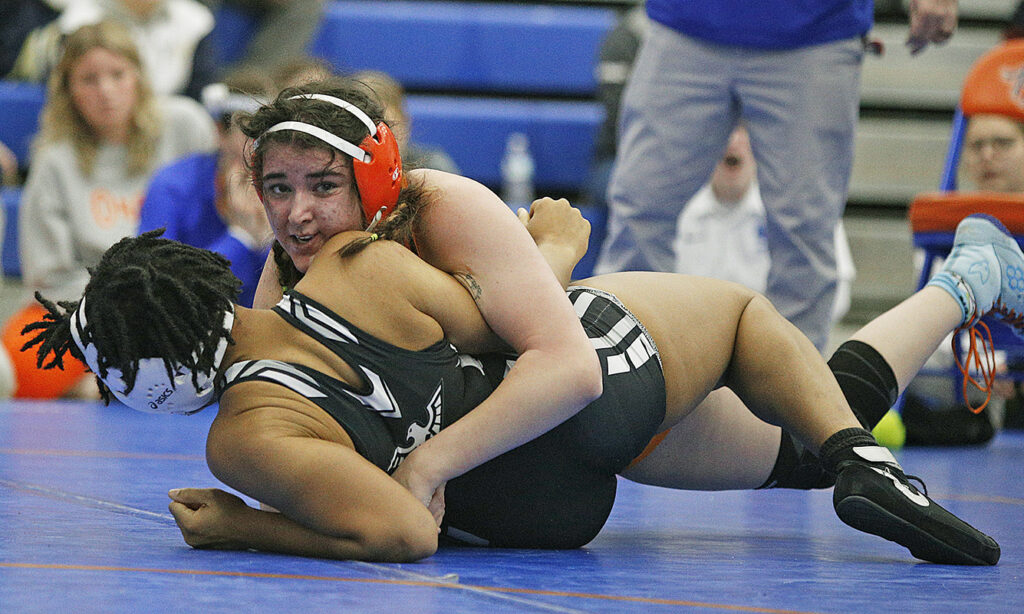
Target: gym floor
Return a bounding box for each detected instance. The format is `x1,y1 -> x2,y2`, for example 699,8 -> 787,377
1,399 -> 1021,613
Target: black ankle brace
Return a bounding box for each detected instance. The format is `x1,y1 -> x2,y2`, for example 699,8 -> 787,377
827,340 -> 898,429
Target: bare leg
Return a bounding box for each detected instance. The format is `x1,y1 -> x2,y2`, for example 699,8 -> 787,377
592,273 -> 863,465
722,294 -> 860,453
623,285 -> 957,492
621,388 -> 779,490
848,287 -> 962,393
589,273 -> 862,452
596,249 -> 1001,564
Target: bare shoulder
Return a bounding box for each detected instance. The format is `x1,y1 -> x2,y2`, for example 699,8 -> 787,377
307,232 -> 449,309
409,170 -> 533,275
412,168 -> 510,227
209,385 -> 353,467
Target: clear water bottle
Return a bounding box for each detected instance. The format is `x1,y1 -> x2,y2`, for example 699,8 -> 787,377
501,132 -> 535,210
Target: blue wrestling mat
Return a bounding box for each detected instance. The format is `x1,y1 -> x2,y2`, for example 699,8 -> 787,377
1,399 -> 1021,613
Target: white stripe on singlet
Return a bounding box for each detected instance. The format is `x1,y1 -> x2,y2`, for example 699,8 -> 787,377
224,359 -> 327,398
278,294 -> 359,344
568,286 -> 661,374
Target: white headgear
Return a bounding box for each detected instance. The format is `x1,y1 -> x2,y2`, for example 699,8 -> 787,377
69,296 -> 235,415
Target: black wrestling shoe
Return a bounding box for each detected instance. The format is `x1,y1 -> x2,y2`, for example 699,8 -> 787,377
832,445 -> 1000,565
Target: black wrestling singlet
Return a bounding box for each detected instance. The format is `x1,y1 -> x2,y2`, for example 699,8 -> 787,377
442,286 -> 667,549
221,291 -> 491,473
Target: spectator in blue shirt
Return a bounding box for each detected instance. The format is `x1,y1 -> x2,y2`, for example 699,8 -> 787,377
138,69 -> 275,307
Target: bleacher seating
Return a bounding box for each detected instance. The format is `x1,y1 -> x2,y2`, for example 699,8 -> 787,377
208,3 -> 260,68
307,0 -> 615,197
850,116 -> 953,205
1,0 -> 1020,287
0,81 -> 45,169
860,24 -> 1002,111
0,82 -> 41,279
407,96 -> 602,190
310,1 -> 616,95
2,188 -> 20,278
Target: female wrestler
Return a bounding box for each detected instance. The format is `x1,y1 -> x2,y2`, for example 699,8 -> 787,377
239,78 -> 602,507
23,210 -> 1009,565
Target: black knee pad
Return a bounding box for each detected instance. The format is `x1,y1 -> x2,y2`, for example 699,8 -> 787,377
827,340 -> 898,430
758,430 -> 835,490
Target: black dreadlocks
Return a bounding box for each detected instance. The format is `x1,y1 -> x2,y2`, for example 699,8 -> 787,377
20,230 -> 242,403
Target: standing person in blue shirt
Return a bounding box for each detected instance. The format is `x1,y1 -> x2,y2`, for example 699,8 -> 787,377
594,0 -> 959,352
138,70 -> 275,307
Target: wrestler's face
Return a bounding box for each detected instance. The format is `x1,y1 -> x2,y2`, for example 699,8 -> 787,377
963,114 -> 1024,193
260,144 -> 363,272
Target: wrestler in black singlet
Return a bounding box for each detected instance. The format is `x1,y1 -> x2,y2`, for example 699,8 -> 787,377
221,287 -> 667,550
223,291 -> 493,472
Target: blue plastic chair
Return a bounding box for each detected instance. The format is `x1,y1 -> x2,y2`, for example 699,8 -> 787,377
903,40 -> 1024,411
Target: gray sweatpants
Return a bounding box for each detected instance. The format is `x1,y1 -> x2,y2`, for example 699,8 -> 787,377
596,21 -> 863,351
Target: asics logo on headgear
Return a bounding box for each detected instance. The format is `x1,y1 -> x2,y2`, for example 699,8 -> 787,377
969,260 -> 990,284
149,387 -> 174,410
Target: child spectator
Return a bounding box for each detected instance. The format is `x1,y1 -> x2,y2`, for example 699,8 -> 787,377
138,69 -> 276,307
674,125 -> 856,326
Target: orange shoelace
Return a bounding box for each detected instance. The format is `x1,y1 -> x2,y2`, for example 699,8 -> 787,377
954,320 -> 996,414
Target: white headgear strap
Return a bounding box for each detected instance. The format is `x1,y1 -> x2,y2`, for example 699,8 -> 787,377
69,296 -> 235,415
257,94 -> 379,163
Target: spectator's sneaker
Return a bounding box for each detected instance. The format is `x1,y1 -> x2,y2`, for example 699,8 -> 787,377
929,214 -> 1024,335
832,445 -> 1000,565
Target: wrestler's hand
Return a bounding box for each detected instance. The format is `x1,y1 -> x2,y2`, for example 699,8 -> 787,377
168,487 -> 251,550
391,452 -> 446,527
517,197 -> 591,286
518,197 -> 590,258
906,0 -> 958,55
427,483 -> 446,528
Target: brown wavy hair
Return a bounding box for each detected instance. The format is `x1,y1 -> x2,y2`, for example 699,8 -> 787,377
35,20 -> 161,177
236,76 -> 436,288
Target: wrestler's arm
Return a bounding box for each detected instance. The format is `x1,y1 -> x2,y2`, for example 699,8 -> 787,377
395,171 -> 603,501
516,197 -> 592,289
169,402 -> 438,562
251,193 -> 590,310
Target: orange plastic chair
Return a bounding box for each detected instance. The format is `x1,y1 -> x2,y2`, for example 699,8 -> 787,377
905,40 -> 1024,413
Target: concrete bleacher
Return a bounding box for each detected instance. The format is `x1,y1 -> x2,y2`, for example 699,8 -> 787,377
853,24 -> 1005,206
848,1 -> 1016,316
